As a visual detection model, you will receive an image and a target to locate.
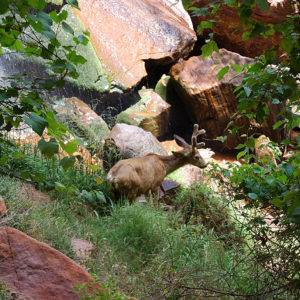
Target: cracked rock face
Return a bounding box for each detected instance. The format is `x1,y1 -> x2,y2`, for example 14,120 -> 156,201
190,0 -> 294,58
74,0 -> 196,88
0,227 -> 99,300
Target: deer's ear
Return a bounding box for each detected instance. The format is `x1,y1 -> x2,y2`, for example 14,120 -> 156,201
174,135 -> 189,148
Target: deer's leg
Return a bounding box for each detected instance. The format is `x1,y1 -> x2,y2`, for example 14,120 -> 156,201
151,188 -> 159,208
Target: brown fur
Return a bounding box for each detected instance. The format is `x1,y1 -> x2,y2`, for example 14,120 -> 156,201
107,125 -> 207,204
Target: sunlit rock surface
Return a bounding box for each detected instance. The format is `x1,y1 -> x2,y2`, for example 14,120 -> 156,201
190,0 -> 295,58
0,227 -> 101,300
52,97 -> 110,149
74,0 -> 196,88
116,88 -> 171,138
170,48 -> 286,149
109,123 -> 168,158
170,49 -> 253,149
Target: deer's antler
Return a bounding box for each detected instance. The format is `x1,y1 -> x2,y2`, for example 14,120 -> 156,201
191,124 -> 206,149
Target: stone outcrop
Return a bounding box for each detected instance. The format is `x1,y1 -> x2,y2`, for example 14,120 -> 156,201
190,0 -> 294,58
53,97 -> 110,150
170,49 -> 253,149
0,227 -> 102,300
0,196 -> 7,217
71,238 -> 96,261
116,88 -> 171,138
74,0 -> 196,88
109,124 -> 168,158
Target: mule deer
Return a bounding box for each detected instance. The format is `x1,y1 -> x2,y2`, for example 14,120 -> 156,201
107,124 -> 207,205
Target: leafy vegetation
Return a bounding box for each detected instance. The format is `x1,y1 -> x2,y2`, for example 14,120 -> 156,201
0,0 -> 299,299
185,0 -> 300,224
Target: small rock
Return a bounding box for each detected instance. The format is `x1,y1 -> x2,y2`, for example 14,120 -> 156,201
71,238 -> 96,260
0,196 -> 7,217
116,88 -> 171,138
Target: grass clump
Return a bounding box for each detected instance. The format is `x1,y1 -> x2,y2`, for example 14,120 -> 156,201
173,182 -> 242,246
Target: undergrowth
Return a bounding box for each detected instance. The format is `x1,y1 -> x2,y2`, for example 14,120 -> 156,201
0,140 -> 299,299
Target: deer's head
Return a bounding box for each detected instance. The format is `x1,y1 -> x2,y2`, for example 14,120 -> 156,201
172,124 -> 207,169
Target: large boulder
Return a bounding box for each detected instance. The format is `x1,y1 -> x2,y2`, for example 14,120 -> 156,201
116,88 -> 171,138
0,227 -> 102,300
190,0 -> 294,58
109,124 -> 168,158
74,0 -> 197,88
52,97 -> 110,150
170,48 -> 286,149
170,49 -> 253,149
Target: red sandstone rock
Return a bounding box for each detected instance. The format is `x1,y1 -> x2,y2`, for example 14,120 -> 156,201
0,196 -> 7,217
190,0 -> 294,58
170,49 -> 285,149
74,0 -> 196,88
0,227 -> 102,300
170,49 -> 253,149
117,88 -> 171,138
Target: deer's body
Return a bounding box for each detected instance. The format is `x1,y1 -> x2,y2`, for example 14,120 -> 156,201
107,154 -> 166,199
107,125 -> 207,204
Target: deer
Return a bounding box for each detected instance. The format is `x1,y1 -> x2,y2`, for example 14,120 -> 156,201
106,124 -> 208,206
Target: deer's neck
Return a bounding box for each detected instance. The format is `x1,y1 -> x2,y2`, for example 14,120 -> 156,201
160,154 -> 187,175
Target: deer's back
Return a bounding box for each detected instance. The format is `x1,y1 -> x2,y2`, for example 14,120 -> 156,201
107,154 -> 166,197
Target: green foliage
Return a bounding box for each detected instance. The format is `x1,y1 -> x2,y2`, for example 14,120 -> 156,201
189,0 -> 300,224
0,0 -> 89,159
75,276 -> 135,300
0,283 -> 9,300
102,204 -> 171,271
0,139 -> 113,213
173,183 -> 242,246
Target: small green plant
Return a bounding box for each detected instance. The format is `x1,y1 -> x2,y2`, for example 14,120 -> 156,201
0,282 -> 9,300
75,276 -> 134,300
173,182 -> 242,246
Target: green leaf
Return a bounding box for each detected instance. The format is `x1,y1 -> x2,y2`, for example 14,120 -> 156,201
67,0 -> 79,9
273,119 -> 286,130
49,11 -> 60,23
217,66 -> 229,80
201,40 -> 219,58
248,192 -> 258,200
0,0 -> 9,14
281,39 -> 293,53
64,139 -> 78,156
59,10 -> 68,20
55,182 -> 66,192
28,0 -> 46,10
272,98 -> 280,104
237,150 -> 246,160
197,21 -> 212,34
14,40 -> 24,51
60,156 -> 76,170
257,0 -> 269,12
243,86 -> 251,97
23,113 -> 48,136
21,171 -> 31,180
38,138 -> 59,158
62,21 -> 74,35
283,164 -> 294,177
